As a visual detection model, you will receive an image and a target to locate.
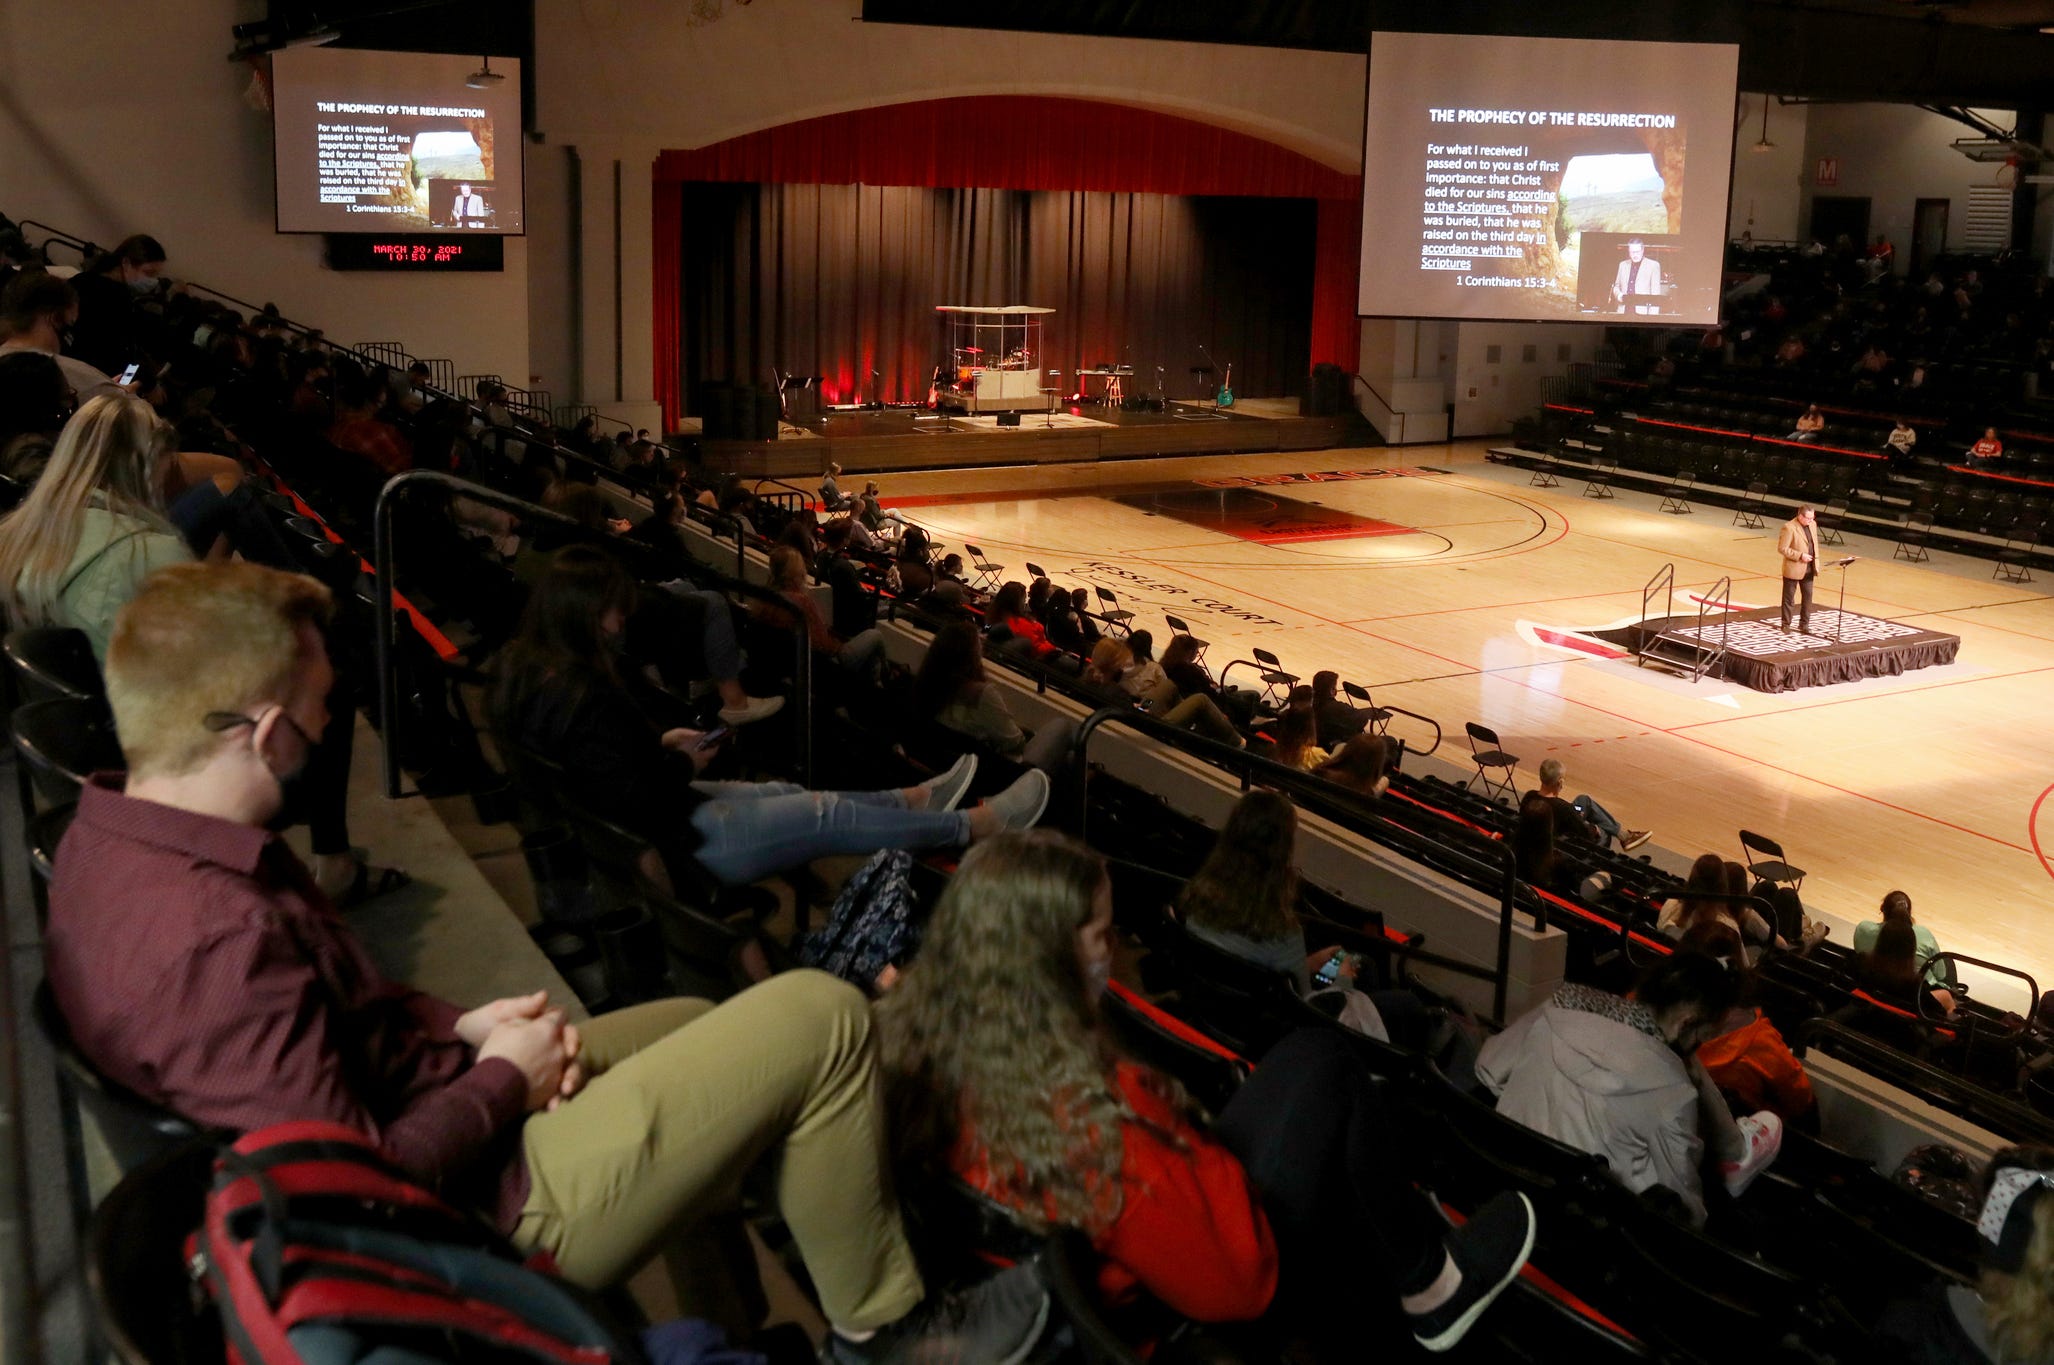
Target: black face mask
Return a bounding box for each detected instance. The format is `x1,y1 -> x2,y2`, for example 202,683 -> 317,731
262,711 -> 320,832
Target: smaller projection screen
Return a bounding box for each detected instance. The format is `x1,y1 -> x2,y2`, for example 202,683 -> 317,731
272,47 -> 524,235
1357,31 -> 1738,325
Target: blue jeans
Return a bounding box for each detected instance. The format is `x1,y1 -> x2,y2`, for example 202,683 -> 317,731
1573,794 -> 1623,846
687,781 -> 971,885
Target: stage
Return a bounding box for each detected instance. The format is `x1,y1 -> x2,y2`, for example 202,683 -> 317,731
704,397 -> 1371,479
1614,608 -> 1963,694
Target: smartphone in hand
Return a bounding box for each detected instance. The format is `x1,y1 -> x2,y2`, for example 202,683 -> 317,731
693,724 -> 731,751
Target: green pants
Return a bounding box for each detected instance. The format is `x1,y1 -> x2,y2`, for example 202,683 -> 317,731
513,969 -> 924,1330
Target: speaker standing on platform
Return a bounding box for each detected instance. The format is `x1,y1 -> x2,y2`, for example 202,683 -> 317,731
1777,505 -> 1819,635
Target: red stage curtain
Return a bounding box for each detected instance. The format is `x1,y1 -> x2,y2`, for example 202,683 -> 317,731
652,183 -> 683,430
652,96 -> 1362,428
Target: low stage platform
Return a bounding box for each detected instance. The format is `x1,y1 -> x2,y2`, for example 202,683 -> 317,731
1612,607 -> 1961,694
704,398 -> 1371,479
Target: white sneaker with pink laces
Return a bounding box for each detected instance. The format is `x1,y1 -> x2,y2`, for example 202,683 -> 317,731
1720,1111 -> 1784,1198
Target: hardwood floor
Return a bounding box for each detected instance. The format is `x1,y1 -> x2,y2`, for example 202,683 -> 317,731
876,440 -> 2054,1001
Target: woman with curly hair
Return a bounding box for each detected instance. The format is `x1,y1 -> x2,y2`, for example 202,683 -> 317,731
1882,1146 -> 2054,1364
878,830 -> 1536,1352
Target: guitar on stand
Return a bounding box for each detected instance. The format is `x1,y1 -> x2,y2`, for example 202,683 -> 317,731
1216,363 -> 1234,410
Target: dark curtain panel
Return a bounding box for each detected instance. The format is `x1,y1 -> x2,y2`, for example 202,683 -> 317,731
676,184 -> 1313,411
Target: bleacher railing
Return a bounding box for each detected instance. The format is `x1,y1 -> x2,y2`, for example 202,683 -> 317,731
1070,705 -> 1528,1022
370,470 -> 817,797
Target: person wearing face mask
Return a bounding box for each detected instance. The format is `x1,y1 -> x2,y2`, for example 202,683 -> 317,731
44,561 -> 1057,1365
1476,951 -> 1783,1226
879,830 -> 1540,1354
67,233 -> 168,377
0,271 -> 123,402
1880,1146 -> 2054,1365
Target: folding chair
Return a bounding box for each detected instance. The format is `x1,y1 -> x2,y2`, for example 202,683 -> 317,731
1340,680 -> 1394,735
12,696 -> 125,808
1093,586 -> 1134,637
1994,521 -> 2040,584
1657,468 -> 1696,515
87,1140 -> 225,1365
963,542 -> 1005,592
1582,453 -> 1618,499
1818,496 -> 1849,547
2,626 -> 105,704
1163,613 -> 1209,665
1739,829 -> 1805,893
1251,647 -> 1299,708
1024,562 -> 1047,581
1463,722 -> 1519,805
1893,511 -> 1933,563
1732,481 -> 1769,530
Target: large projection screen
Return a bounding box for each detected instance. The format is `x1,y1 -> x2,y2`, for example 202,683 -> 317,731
1358,32 -> 1737,324
272,47 -> 525,235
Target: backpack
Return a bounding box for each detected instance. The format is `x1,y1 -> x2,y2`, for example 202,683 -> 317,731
196,1120 -> 644,1365
797,849 -> 921,989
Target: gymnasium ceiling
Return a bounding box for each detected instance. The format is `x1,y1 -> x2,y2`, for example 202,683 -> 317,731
860,1 -> 2054,111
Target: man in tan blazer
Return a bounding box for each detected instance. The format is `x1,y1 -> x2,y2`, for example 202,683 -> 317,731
1776,505 -> 1819,634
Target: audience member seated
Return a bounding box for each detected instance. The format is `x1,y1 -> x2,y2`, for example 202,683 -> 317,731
48,560 -> 1051,1365
0,350 -> 69,486
1885,419 -> 1919,462
326,373 -> 415,478
1512,794 -> 1608,902
1969,427 -> 2004,460
66,233 -> 167,376
497,547 -> 1048,888
1266,706 -> 1327,772
1684,927 -> 1817,1129
1658,853 -> 1775,958
1311,734 -> 1392,798
1879,1146 -> 2054,1365
761,544 -> 885,681
912,621 -> 1075,772
985,581 -> 1062,664
819,459 -> 852,513
1855,920 -> 1958,1020
1147,632 -> 1257,728
1852,889 -> 1948,984
0,270 -> 120,401
1044,587 -> 1102,654
1526,757 -> 1651,853
1310,670 -> 1369,750
1076,637 -> 1134,707
0,392 -> 190,660
1477,952 -> 1783,1226
1177,790 -> 1428,1049
877,830 -> 1536,1352
1786,404 -> 1825,441
1119,629 -> 1166,700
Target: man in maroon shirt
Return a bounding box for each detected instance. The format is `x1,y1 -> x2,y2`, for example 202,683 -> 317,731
47,561 -> 1045,1364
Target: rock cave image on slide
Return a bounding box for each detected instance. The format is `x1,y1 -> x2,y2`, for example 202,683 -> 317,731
1512,125 -> 1686,317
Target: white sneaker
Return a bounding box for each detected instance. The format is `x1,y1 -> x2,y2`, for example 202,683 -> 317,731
923,753 -> 979,813
1720,1111 -> 1784,1198
719,695 -> 786,726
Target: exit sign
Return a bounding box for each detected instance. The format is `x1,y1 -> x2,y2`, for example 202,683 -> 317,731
1816,157 -> 1839,187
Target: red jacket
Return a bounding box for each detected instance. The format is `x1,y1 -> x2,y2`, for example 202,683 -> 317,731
1698,1009 -> 1814,1120
954,1062 -> 1278,1320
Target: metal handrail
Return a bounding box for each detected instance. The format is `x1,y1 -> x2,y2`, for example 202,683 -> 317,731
1796,1018 -> 2054,1148
1069,705 -> 1527,1022
371,470 -> 814,797
1641,561 -> 1675,627
1920,953 -> 2039,1032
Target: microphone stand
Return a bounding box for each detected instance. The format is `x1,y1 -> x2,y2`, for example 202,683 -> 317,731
1828,556 -> 1858,642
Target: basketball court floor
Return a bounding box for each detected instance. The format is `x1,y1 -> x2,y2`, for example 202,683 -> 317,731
876,441 -> 2054,996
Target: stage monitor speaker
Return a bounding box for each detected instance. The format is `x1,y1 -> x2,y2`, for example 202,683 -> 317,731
995,410 -> 1022,428
1306,363 -> 1346,417
701,381 -> 738,440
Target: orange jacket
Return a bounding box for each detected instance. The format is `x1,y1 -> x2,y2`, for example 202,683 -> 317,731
1698,1010 -> 1814,1120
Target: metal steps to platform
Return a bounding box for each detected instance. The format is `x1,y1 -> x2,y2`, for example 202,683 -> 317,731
1634,564 -> 1731,682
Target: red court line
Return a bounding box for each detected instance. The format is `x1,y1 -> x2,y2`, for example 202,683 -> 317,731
1250,524 -> 1420,544
2031,780 -> 2054,888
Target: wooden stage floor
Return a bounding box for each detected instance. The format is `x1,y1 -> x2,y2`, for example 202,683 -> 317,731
709,396 -> 1368,479
872,443 -> 2054,997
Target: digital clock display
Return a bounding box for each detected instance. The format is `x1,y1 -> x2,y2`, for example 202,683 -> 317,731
325,234 -> 504,272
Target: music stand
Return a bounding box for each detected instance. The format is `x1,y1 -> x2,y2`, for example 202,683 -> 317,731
1827,557 -> 1858,642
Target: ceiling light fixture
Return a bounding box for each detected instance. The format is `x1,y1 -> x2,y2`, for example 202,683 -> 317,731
1752,94 -> 1776,153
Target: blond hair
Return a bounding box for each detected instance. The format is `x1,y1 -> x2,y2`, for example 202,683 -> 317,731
106,562 -> 332,778
0,393 -> 174,626
877,831 -> 1132,1234
1985,1193 -> 2054,1362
